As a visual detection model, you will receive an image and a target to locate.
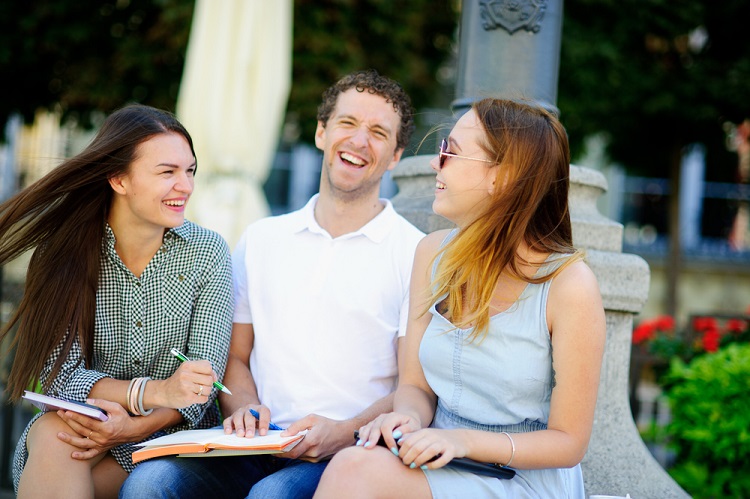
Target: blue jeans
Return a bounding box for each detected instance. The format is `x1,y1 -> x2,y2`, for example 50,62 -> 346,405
119,455 -> 328,499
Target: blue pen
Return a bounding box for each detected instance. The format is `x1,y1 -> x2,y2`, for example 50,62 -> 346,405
249,408 -> 284,431
170,348 -> 233,395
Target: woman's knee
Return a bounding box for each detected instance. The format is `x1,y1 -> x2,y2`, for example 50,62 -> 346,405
26,413 -> 77,455
327,446 -> 396,480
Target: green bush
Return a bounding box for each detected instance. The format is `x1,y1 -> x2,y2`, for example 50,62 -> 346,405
663,343 -> 750,498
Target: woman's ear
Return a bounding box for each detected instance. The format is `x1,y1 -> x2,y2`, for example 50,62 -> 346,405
108,175 -> 127,195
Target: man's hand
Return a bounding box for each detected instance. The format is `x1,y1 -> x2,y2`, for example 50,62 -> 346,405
280,414 -> 353,462
223,403 -> 273,438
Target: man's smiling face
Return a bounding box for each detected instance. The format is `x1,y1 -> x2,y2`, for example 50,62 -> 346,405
315,88 -> 403,202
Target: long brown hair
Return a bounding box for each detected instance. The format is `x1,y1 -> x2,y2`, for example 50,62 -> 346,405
0,104 -> 196,401
430,98 -> 580,341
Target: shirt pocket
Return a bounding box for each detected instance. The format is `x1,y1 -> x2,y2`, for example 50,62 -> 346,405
161,272 -> 196,322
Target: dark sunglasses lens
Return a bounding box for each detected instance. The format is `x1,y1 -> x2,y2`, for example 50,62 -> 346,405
439,139 -> 447,169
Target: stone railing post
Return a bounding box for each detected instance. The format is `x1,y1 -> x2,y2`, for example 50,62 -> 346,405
391,158 -> 690,498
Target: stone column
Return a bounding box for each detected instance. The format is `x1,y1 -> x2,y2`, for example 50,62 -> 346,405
391,159 -> 690,498
452,0 -> 563,116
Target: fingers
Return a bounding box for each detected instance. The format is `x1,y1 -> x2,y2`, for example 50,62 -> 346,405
359,413 -> 413,451
57,410 -> 97,438
283,414 -> 313,437
176,360 -> 216,387
56,430 -> 102,460
225,405 -> 273,438
253,406 -> 274,436
398,431 -> 453,470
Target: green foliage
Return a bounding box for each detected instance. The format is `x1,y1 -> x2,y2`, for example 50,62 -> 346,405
289,0 -> 457,150
663,343 -> 750,498
0,0 -> 194,128
559,0 -> 750,179
0,0 -> 456,145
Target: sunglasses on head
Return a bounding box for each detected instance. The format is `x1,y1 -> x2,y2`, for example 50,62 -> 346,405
438,138 -> 495,170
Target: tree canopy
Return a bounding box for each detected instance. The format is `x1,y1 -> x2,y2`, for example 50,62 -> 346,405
0,0 -> 193,127
558,0 -> 750,181
0,0 -> 456,141
2,0 -> 748,178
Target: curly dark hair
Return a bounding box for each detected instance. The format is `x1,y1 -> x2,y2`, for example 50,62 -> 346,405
316,69 -> 415,150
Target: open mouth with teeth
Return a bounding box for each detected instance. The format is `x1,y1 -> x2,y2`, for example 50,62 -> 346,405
164,200 -> 186,207
436,181 -> 446,190
340,152 -> 366,167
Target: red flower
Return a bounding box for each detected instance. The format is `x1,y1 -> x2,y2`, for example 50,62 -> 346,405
725,318 -> 747,334
633,322 -> 656,344
701,329 -> 721,352
693,316 -> 718,332
654,315 -> 675,331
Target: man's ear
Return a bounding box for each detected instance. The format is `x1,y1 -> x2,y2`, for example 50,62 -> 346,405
108,174 -> 127,195
314,121 -> 326,151
385,148 -> 404,172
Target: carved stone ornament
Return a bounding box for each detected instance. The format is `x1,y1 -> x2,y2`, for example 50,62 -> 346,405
479,0 -> 547,34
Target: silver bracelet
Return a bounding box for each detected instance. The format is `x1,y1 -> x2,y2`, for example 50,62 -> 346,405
137,376 -> 154,416
500,431 -> 515,467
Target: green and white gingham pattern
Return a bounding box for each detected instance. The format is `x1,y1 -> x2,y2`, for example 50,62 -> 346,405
13,220 -> 233,488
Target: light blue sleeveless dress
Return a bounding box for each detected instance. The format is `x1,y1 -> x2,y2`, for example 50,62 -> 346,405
419,241 -> 585,498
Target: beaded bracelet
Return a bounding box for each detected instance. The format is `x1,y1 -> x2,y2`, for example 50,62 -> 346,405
137,377 -> 153,416
500,431 -> 515,467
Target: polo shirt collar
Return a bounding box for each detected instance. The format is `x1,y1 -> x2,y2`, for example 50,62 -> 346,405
294,194 -> 396,243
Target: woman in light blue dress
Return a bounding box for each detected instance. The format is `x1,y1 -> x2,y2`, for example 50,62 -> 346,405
314,98 -> 606,498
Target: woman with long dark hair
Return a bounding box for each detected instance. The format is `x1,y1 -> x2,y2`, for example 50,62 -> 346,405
0,104 -> 233,498
315,98 -> 606,498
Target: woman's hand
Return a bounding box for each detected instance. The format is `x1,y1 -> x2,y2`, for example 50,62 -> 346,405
222,403 -> 272,438
152,360 -> 217,409
56,398 -> 148,460
396,428 -> 468,470
357,412 -> 422,454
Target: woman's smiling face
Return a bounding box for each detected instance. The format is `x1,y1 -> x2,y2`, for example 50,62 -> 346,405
430,109 -> 497,227
109,132 -> 196,232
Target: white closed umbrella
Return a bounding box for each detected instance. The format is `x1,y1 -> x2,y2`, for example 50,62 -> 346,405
177,0 -> 292,248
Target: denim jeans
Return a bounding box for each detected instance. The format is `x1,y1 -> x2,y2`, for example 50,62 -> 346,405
119,455 -> 328,499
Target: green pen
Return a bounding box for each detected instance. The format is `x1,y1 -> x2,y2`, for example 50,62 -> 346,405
170,348 -> 233,395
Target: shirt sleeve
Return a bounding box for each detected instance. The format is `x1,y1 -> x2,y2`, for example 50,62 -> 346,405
41,335 -> 111,402
232,229 -> 253,324
176,237 -> 234,428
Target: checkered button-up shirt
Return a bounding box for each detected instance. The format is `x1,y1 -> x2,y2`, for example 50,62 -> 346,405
13,220 -> 233,487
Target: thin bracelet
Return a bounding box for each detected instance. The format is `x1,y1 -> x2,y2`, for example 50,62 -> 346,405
129,377 -> 142,415
126,378 -> 137,414
137,377 -> 154,416
500,431 -> 515,467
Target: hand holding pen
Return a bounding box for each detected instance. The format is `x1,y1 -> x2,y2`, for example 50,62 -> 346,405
223,404 -> 284,438
170,348 -> 233,396
249,408 -> 284,431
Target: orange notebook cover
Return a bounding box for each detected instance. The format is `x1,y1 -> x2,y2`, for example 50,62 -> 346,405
132,429 -> 305,463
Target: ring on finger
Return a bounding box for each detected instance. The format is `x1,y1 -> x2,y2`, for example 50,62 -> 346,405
87,430 -> 93,439
198,385 -> 204,396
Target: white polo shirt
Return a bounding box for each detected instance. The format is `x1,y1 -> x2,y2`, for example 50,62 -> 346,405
233,195 -> 424,427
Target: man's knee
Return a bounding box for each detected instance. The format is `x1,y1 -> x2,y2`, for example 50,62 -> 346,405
120,460 -> 190,499
248,461 -> 327,499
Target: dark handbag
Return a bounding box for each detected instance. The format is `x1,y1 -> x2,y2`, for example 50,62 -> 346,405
353,431 -> 515,480
444,457 -> 515,479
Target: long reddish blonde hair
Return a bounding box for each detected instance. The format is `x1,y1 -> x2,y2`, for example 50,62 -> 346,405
429,98 -> 582,341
